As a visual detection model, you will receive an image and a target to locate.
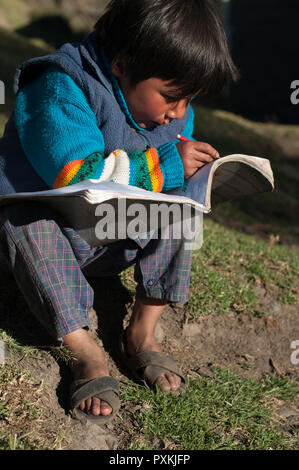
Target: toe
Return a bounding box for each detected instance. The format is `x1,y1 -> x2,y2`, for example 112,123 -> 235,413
85,397 -> 92,413
155,372 -> 181,392
155,374 -> 171,392
90,398 -> 112,416
79,401 -> 85,411
77,396 -> 113,416
100,400 -> 112,416
165,372 -> 181,391
90,397 -> 101,416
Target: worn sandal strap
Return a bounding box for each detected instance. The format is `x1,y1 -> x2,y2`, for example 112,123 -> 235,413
127,351 -> 185,383
143,365 -> 186,389
70,376 -> 120,411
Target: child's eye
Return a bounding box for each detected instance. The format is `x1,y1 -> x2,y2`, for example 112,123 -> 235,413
161,93 -> 181,104
161,93 -> 191,104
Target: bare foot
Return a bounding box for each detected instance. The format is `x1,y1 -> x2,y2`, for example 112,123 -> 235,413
63,329 -> 112,417
125,298 -> 182,393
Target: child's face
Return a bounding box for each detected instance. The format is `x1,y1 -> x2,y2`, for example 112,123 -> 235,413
112,62 -> 190,129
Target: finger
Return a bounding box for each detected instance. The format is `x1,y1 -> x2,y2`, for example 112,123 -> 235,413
192,152 -> 215,163
194,141 -> 218,155
194,143 -> 219,158
185,163 -> 205,178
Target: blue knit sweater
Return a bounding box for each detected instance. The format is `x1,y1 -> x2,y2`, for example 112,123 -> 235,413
0,33 -> 194,195
14,62 -> 194,192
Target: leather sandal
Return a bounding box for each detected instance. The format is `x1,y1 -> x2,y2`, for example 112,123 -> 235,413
119,329 -> 186,394
70,376 -> 120,425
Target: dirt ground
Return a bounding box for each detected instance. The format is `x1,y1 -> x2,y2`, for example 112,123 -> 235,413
3,272 -> 297,450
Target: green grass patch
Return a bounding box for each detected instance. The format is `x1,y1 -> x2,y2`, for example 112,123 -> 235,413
213,200 -> 299,245
120,217 -> 299,320
0,359 -> 47,449
120,368 -> 299,450
0,356 -> 68,450
0,328 -> 75,366
187,218 -> 299,317
0,329 -> 39,358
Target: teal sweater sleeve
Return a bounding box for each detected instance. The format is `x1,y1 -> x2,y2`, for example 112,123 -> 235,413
180,105 -> 195,140
14,65 -> 185,192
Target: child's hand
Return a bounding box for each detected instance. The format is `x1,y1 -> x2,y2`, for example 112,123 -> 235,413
176,141 -> 220,179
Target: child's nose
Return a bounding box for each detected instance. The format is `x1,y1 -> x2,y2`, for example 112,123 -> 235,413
167,100 -> 187,120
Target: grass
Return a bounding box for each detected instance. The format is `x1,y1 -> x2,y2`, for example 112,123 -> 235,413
0,359 -> 67,450
120,216 -> 299,320
190,218 -> 298,314
120,368 -> 299,450
0,330 -> 40,359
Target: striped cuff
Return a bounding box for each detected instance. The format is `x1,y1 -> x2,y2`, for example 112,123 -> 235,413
53,151 -> 111,189
128,149 -> 164,192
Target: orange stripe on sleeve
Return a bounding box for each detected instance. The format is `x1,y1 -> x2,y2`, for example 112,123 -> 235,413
145,148 -> 164,192
53,159 -> 85,189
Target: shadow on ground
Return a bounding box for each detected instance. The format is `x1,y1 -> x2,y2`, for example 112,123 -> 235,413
0,266 -> 132,411
16,14 -> 88,49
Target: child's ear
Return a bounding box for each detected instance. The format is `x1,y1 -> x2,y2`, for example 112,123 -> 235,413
111,58 -> 124,78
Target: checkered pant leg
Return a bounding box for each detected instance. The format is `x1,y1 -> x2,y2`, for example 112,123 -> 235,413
82,228 -> 193,303
133,226 -> 193,303
0,202 -> 94,340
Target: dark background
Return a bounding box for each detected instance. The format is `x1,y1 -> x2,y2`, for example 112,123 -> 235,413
229,0 -> 299,124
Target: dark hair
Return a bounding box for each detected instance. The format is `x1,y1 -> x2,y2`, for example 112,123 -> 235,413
94,0 -> 238,98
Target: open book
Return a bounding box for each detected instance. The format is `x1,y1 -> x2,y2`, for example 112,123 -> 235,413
0,154 -> 274,246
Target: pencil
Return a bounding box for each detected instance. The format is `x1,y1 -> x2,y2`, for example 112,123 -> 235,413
176,134 -> 190,142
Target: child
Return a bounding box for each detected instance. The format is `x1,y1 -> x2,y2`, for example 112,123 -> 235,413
0,0 -> 237,424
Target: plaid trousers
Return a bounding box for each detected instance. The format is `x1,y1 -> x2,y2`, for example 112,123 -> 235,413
0,202 -> 192,340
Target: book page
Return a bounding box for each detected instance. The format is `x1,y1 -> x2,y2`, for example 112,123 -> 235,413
166,162 -> 213,207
